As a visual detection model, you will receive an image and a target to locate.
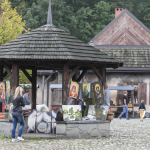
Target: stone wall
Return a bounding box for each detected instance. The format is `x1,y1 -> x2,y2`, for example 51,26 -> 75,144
56,120 -> 110,139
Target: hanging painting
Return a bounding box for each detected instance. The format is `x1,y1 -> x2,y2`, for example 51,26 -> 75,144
94,81 -> 104,105
36,111 -> 51,134
69,81 -> 79,99
87,105 -> 109,121
0,81 -> 6,102
27,109 -> 37,133
6,81 -> 10,103
82,83 -> 91,98
62,105 -> 82,121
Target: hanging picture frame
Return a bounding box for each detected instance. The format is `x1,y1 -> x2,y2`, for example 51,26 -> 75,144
81,83 -> 92,99
6,80 -> 10,104
0,81 -> 6,102
69,81 -> 79,99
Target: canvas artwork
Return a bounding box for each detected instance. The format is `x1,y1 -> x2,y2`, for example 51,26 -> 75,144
0,82 -> 6,102
87,105 -> 109,121
62,105 -> 82,121
6,81 -> 10,103
87,105 -> 96,120
94,81 -> 104,105
82,83 -> 91,98
27,109 -> 37,133
36,111 -> 51,134
69,81 -> 79,99
95,105 -> 109,121
8,103 -> 13,121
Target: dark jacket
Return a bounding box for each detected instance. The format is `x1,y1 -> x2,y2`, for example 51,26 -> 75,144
12,95 -> 25,116
138,103 -> 146,110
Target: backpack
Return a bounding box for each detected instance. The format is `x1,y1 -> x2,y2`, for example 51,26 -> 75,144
55,111 -> 63,121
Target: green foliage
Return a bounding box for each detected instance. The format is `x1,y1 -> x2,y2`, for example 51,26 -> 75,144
0,135 -> 6,139
19,70 -> 32,84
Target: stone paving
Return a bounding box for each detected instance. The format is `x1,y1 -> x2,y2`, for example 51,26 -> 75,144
0,119 -> 150,150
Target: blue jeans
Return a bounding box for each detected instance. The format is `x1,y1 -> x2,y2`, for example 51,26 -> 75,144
12,115 -> 25,138
119,105 -> 128,119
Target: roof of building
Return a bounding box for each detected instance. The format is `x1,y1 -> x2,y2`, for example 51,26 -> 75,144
89,9 -> 150,45
0,1 -> 122,68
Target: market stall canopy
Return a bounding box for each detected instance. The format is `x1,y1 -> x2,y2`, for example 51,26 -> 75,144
108,86 -> 135,91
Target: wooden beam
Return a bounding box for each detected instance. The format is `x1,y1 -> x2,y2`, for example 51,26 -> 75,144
42,75 -> 45,104
4,64 -> 12,79
76,69 -> 87,82
99,65 -> 106,85
12,64 -> 19,95
44,75 -> 52,84
62,64 -> 69,105
21,69 -> 32,83
32,67 -> 37,109
0,66 -> 3,81
91,65 -> 103,81
37,76 -> 42,83
69,65 -> 81,80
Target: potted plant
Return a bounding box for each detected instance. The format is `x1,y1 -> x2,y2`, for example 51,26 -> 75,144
107,109 -> 114,120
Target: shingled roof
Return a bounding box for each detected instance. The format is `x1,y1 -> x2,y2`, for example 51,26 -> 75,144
0,1 -> 122,67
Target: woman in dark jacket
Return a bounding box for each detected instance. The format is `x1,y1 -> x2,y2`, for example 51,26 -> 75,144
138,100 -> 146,122
12,86 -> 25,142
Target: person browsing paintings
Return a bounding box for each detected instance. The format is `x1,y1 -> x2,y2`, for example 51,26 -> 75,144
23,90 -> 30,105
12,87 -> 25,142
138,100 -> 146,122
118,91 -> 129,120
104,83 -> 111,106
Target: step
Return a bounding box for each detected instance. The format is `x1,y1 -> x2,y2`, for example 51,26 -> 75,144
22,133 -> 56,139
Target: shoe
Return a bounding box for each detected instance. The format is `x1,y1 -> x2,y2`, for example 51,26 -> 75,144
17,137 -> 24,141
118,117 -> 121,120
126,118 -> 130,120
12,138 -> 18,142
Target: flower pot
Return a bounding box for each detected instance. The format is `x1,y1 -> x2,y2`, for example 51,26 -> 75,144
107,112 -> 114,120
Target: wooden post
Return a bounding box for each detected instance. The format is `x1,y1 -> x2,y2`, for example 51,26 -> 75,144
0,66 -> 3,81
47,81 -> 50,107
99,65 -> 106,86
62,63 -> 69,105
42,75 -> 45,104
32,67 -> 37,109
12,64 -> 19,95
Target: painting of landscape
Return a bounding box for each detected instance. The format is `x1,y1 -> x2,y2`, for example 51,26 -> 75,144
62,105 -> 82,121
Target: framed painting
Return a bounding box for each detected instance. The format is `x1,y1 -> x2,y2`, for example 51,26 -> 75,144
82,83 -> 91,98
94,81 -> 104,105
0,81 -> 6,102
87,105 -> 96,120
69,81 -> 79,99
36,111 -> 51,134
6,81 -> 10,103
62,105 -> 82,121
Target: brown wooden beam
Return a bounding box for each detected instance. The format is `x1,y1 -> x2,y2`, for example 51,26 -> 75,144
99,65 -> 106,85
32,67 -> 37,109
21,69 -> 32,83
69,65 -> 81,80
4,64 -> 12,79
0,66 -> 3,81
76,69 -> 87,82
3,71 -> 7,78
91,65 -> 103,81
12,64 -> 19,95
62,64 -> 69,105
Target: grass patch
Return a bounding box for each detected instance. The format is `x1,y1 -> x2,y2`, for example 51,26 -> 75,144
0,135 -> 6,139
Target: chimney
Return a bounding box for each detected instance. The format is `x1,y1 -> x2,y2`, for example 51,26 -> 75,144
115,8 -> 124,18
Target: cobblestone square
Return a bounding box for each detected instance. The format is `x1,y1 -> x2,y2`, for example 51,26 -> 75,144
0,119 -> 150,150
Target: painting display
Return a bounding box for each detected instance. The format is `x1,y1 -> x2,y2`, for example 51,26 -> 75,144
8,103 -> 13,121
6,81 -> 10,103
87,105 -> 109,121
0,81 -> 6,102
94,81 -> 104,105
27,109 -> 37,133
69,81 -> 79,99
82,83 -> 91,98
62,105 -> 82,121
36,111 -> 51,134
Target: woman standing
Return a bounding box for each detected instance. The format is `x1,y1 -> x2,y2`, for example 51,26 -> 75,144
12,86 -> 25,142
138,100 -> 146,122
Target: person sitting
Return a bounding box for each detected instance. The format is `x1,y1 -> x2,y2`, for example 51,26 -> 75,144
23,90 -> 30,105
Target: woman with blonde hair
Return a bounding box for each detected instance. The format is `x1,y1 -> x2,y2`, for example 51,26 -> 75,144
138,100 -> 146,122
12,86 -> 25,142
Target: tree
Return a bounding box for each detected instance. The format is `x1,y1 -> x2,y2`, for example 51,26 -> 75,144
0,0 -> 27,45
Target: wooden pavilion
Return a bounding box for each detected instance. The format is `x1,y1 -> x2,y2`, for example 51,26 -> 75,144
0,1 -> 123,109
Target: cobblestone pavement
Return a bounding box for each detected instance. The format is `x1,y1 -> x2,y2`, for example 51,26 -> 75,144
0,119 -> 150,150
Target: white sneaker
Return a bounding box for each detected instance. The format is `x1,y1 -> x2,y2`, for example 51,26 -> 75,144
17,137 -> 24,141
12,138 -> 18,142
